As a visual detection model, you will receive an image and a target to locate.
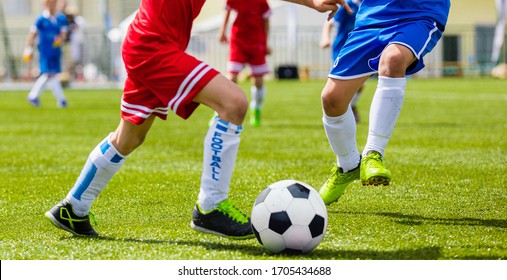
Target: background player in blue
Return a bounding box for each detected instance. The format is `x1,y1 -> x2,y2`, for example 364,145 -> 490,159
25,0 -> 68,108
319,0 -> 451,205
320,0 -> 362,122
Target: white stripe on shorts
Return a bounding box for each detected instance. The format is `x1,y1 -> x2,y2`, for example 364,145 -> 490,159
169,62 -> 212,114
121,100 -> 169,119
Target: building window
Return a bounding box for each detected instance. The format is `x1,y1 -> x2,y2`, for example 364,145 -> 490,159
442,35 -> 462,76
475,25 -> 495,65
443,35 -> 459,62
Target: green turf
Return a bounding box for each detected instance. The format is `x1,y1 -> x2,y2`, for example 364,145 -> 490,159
0,77 -> 505,260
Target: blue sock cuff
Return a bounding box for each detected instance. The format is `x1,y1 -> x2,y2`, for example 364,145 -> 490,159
99,133 -> 126,163
215,118 -> 243,135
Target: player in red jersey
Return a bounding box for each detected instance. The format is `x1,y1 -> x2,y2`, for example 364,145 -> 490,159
218,0 -> 271,126
44,0 -> 351,239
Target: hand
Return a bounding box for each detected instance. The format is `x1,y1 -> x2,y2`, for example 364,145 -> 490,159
285,0 -> 352,20
218,34 -> 228,44
52,36 -> 63,47
23,46 -> 33,62
266,46 -> 272,55
320,39 -> 331,49
316,0 -> 353,20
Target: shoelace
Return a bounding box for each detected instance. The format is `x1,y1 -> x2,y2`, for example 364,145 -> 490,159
216,199 -> 249,224
365,152 -> 383,166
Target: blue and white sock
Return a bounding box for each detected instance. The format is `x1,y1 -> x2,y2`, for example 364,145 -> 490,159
363,76 -> 406,157
199,117 -> 242,212
66,133 -> 126,216
323,106 -> 360,172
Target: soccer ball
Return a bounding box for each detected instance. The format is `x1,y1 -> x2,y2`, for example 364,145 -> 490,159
251,180 -> 328,254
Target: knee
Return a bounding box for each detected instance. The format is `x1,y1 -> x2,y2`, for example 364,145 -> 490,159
378,51 -> 409,77
321,89 -> 348,116
321,90 -> 334,108
220,93 -> 248,125
253,77 -> 264,89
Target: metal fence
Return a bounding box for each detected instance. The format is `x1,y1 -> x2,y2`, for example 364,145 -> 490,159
0,25 -> 502,83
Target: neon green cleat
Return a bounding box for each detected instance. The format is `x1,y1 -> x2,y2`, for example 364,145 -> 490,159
45,200 -> 98,236
319,165 -> 360,205
250,108 -> 261,127
191,199 -> 254,239
360,151 -> 392,186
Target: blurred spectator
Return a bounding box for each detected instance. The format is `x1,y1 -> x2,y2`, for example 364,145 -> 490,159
59,0 -> 86,81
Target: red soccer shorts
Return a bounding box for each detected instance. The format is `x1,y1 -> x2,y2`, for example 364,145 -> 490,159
121,50 -> 219,124
227,43 -> 269,76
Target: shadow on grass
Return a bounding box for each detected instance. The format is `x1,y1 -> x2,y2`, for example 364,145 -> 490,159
331,210 -> 507,229
66,235 -> 442,260
59,211 -> 505,259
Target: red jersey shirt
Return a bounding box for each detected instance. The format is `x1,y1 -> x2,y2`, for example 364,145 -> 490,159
123,0 -> 205,59
227,0 -> 271,49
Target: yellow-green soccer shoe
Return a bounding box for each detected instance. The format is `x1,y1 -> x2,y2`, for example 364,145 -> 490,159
319,165 -> 360,205
360,151 -> 392,186
250,108 -> 262,127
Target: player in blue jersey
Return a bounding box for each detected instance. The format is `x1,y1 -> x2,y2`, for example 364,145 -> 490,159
320,0 -> 362,122
319,0 -> 451,205
25,0 -> 68,108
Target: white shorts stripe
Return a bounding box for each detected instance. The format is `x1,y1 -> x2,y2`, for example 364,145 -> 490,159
169,62 -> 212,114
227,61 -> 244,73
169,62 -> 206,110
121,100 -> 169,114
172,64 -> 212,114
121,106 -> 152,119
251,64 -> 269,75
417,22 -> 439,59
121,100 -> 169,119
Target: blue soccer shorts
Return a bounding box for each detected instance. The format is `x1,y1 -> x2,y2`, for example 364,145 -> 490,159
329,19 -> 444,79
39,54 -> 62,74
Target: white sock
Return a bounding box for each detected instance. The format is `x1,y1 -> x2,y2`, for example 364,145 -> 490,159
27,74 -> 49,99
66,133 -> 126,216
198,117 -> 242,211
322,107 -> 360,172
363,76 -> 406,157
250,85 -> 266,110
47,76 -> 66,103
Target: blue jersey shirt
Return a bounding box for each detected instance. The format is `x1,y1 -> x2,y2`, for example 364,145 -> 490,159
33,10 -> 68,57
355,0 -> 450,30
331,0 -> 360,60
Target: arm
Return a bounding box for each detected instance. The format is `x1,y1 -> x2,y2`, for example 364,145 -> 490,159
54,14 -> 68,46
53,29 -> 68,47
283,0 -> 352,19
319,20 -> 333,48
26,30 -> 37,49
23,28 -> 37,62
218,9 -> 231,44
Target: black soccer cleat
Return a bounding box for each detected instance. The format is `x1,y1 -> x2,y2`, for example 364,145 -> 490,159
190,199 -> 254,239
45,200 -> 98,236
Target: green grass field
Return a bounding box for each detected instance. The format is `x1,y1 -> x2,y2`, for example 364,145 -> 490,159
0,77 -> 506,260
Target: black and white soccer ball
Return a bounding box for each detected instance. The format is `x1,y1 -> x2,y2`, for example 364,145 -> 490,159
251,180 -> 328,254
